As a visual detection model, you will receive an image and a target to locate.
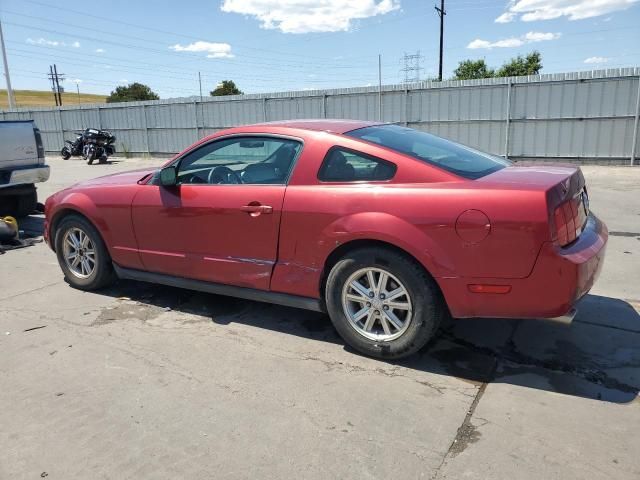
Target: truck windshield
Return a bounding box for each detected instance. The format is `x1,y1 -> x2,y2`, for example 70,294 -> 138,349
345,124 -> 510,180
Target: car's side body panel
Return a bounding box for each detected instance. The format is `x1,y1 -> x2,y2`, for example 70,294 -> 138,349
45,185 -> 145,270
270,183 -> 551,299
130,183 -> 286,290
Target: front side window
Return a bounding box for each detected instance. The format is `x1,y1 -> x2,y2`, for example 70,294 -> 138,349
176,136 -> 302,185
318,147 -> 396,182
345,124 -> 510,180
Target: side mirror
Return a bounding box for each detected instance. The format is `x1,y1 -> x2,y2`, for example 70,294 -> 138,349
159,166 -> 177,186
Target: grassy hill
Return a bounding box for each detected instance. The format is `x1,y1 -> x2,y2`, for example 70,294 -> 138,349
1,89 -> 107,109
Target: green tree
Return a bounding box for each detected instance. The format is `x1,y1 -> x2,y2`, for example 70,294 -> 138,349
106,82 -> 159,103
210,80 -> 243,96
496,51 -> 542,77
453,59 -> 494,80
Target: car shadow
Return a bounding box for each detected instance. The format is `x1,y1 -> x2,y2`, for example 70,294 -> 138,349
97,280 -> 640,404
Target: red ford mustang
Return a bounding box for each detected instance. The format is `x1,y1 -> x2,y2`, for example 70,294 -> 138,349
45,120 -> 607,358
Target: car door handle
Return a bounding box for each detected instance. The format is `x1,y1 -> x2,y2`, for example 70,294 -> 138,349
241,204 -> 273,215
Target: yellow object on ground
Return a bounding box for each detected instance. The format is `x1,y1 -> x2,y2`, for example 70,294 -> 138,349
0,216 -> 19,241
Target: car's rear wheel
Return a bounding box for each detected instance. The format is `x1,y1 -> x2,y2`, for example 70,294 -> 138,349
54,215 -> 116,290
325,247 -> 444,359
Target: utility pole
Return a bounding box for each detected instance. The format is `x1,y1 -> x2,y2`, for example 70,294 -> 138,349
198,71 -> 203,102
435,0 -> 446,81
0,20 -> 16,110
53,64 -> 63,106
76,82 -> 81,104
378,54 -> 382,121
48,65 -> 58,106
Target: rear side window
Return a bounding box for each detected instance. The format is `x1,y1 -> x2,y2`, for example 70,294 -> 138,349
345,124 -> 510,180
318,147 -> 396,182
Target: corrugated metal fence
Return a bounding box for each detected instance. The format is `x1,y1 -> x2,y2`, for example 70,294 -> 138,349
2,68 -> 639,164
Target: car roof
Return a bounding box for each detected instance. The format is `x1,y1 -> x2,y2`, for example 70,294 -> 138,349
247,119 -> 381,134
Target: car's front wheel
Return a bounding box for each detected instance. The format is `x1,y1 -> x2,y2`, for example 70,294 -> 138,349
54,215 -> 116,290
325,247 -> 444,359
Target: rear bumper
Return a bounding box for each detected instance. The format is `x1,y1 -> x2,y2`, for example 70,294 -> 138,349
0,165 -> 50,188
440,213 -> 607,320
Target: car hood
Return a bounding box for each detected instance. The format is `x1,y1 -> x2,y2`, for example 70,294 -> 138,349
74,167 -> 156,187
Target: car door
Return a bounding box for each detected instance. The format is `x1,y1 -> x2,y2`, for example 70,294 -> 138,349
131,135 -> 302,291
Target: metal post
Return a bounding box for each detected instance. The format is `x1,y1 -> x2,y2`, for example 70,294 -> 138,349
142,104 -> 150,154
263,97 -> 268,122
76,83 -> 81,104
378,54 -> 382,121
57,108 -> 64,147
404,86 -> 409,126
198,72 -> 203,103
504,82 -> 512,159
0,20 -> 15,110
631,75 -> 640,166
193,101 -> 199,140
322,94 -> 327,118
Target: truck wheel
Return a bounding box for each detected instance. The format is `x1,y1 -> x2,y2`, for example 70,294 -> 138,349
325,247 -> 444,359
54,215 -> 116,290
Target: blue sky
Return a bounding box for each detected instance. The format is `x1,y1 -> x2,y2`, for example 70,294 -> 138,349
1,0 -> 639,98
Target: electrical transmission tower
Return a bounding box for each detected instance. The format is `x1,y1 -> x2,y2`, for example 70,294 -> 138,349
47,64 -> 65,106
400,51 -> 424,83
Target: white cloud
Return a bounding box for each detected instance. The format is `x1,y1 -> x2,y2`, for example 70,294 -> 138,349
71,78 -> 82,84
26,37 -> 81,48
27,37 -> 61,47
495,11 -> 516,23
95,48 -> 105,53
220,0 -> 400,33
523,31 -> 559,41
495,0 -> 638,23
467,31 -> 561,49
170,41 -> 234,58
119,79 -> 129,83
584,56 -> 609,64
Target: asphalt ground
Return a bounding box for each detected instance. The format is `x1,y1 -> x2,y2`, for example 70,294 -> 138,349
1,157 -> 639,479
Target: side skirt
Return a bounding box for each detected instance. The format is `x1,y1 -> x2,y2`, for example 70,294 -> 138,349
113,264 -> 325,313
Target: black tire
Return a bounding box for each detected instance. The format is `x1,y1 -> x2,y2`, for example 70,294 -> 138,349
61,147 -> 71,160
325,247 -> 444,359
54,214 -> 116,290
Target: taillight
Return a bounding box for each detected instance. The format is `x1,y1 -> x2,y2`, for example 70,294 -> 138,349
554,206 -> 570,246
553,189 -> 588,247
34,128 -> 45,160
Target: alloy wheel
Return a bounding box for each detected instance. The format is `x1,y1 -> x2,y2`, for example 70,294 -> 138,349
62,227 -> 96,279
341,267 -> 413,342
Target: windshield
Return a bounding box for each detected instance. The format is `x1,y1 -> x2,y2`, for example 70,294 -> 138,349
345,124 -> 510,180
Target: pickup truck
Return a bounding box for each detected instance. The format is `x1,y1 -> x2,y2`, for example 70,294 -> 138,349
0,120 -> 50,217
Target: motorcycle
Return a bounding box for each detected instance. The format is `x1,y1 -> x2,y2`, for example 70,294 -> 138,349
61,128 -> 116,164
